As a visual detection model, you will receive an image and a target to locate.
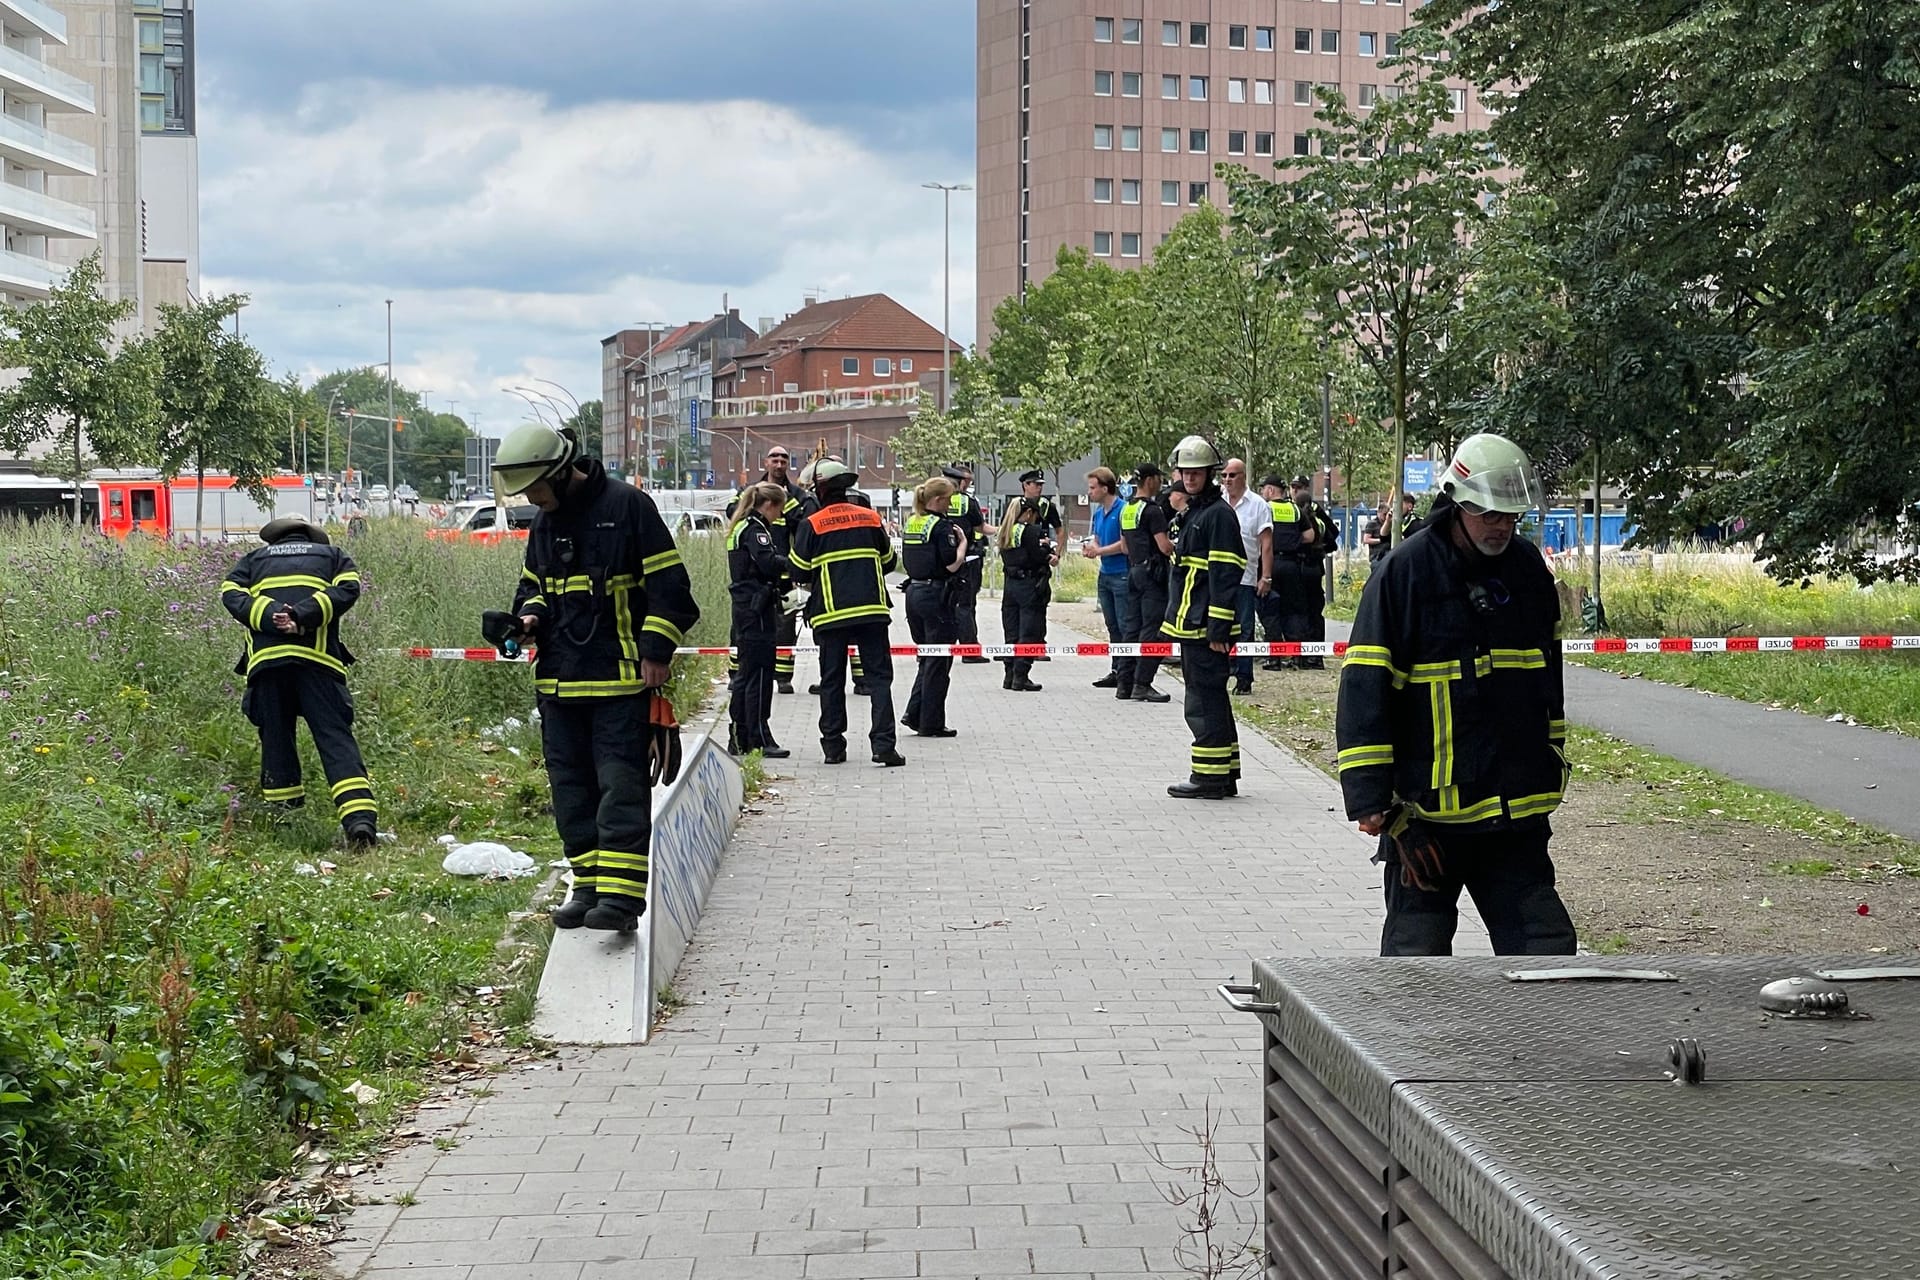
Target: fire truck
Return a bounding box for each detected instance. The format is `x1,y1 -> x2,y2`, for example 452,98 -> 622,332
0,464 -> 321,540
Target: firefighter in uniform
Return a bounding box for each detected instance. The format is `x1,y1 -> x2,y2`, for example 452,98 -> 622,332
1257,475 -> 1318,670
222,516 -> 378,848
943,464 -> 992,662
899,475 -> 967,737
731,447 -> 804,693
490,423 -> 700,932
1336,433 -> 1577,956
726,482 -> 793,759
1292,475 -> 1337,669
1163,436 -> 1247,799
790,461 -> 904,766
998,484 -> 1054,692
799,456 -> 875,695
1119,464 -> 1174,703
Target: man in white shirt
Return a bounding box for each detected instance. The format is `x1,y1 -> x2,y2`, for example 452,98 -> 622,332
1220,458 -> 1272,695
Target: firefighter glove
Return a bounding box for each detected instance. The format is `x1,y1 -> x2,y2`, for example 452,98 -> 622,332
480,610 -> 525,659
647,694 -> 683,786
1389,810 -> 1447,892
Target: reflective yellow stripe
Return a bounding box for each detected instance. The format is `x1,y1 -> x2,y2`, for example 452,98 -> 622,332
1488,647 -> 1546,670
1408,660 -> 1461,683
330,776 -> 371,798
1206,605 -> 1236,620
1207,549 -> 1248,567
247,645 -> 345,676
643,548 -> 682,575
1412,794 -> 1505,824
1192,745 -> 1235,758
1429,682 -> 1453,790
332,570 -> 360,585
1508,791 -> 1564,820
252,574 -> 330,593
1192,760 -> 1234,775
811,603 -> 892,628
315,591 -> 335,629
220,579 -> 244,594
522,595 -> 547,610
1548,718 -> 1568,740
262,784 -> 304,801
336,799 -> 379,818
1336,744 -> 1394,772
642,617 -> 684,645
594,850 -> 650,872
612,580 -> 639,681
1342,645 -> 1408,686
534,678 -> 651,697
248,595 -> 273,629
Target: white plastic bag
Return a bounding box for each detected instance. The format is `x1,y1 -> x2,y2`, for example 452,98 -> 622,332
441,841 -> 537,878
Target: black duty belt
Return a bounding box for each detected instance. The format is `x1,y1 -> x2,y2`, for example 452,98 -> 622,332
1006,568 -> 1046,580
907,577 -> 945,585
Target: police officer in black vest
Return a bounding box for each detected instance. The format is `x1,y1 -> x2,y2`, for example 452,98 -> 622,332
942,464 -> 993,663
1119,464 -> 1174,703
899,475 -> 967,737
998,477 -> 1055,692
732,446 -> 804,693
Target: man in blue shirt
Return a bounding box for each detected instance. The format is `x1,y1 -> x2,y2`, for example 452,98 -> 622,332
1080,466 -> 1137,697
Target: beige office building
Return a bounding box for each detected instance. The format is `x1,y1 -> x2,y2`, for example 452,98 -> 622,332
977,0 -> 1491,340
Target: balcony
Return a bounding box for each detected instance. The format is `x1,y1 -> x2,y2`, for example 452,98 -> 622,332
0,111 -> 92,176
0,0 -> 66,44
0,42 -> 93,113
0,178 -> 95,239
0,246 -> 62,297
713,383 -> 923,419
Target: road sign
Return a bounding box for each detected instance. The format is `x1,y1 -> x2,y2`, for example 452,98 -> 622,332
688,399 -> 702,446
1403,459 -> 1438,492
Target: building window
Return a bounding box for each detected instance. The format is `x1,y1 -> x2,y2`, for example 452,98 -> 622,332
900,358 -> 914,373
1189,76 -> 1208,101
1229,24 -> 1248,49
1189,22 -> 1208,47
1295,80 -> 1313,105
1094,70 -> 1114,95
1448,87 -> 1466,114
1295,28 -> 1312,52
139,16 -> 163,49
1228,77 -> 1247,103
842,357 -> 859,375
1255,131 -> 1275,156
1227,130 -> 1247,155
1121,178 -> 1141,204
1161,179 -> 1180,205
1094,231 -> 1114,256
1121,232 -> 1142,258
1256,78 -> 1274,104
1358,83 -> 1378,108
1162,73 -> 1181,99
1122,71 -> 1142,97
1294,133 -> 1312,156
1160,126 -> 1181,152
1189,128 -> 1209,153
1257,26 -> 1276,50
1094,124 -> 1113,149
1121,125 -> 1141,150
1122,17 -> 1142,42
1385,32 -> 1401,54
874,358 -> 893,376
141,97 -> 164,129
1188,182 -> 1209,206
1094,16 -> 1114,42
1162,19 -> 1180,44
141,53 -> 164,93
1094,177 -> 1114,203
1322,30 -> 1340,54
1359,32 -> 1377,56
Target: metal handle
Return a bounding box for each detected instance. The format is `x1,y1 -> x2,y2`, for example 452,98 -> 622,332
1813,967 -> 1920,982
1503,967 -> 1678,983
1218,983 -> 1284,1016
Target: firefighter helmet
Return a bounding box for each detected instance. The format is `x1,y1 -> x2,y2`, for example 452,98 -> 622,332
809,460 -> 855,487
1442,433 -> 1545,515
492,421 -> 577,496
1167,435 -> 1223,471
260,515 -> 328,546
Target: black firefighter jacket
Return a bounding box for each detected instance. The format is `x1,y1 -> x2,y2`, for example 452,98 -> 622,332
1163,485 -> 1246,644
221,537 -> 361,681
1336,504 -> 1569,832
509,461 -> 701,699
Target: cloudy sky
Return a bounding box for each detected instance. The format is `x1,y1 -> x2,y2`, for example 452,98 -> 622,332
200,0 -> 976,437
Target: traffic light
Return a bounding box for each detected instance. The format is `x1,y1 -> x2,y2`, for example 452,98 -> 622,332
394,417 -> 406,433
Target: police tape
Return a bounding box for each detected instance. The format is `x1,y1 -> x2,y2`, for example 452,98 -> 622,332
384,636 -> 1920,664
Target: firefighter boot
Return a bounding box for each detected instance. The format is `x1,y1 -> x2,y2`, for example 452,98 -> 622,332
583,895 -> 643,933
551,888 -> 598,930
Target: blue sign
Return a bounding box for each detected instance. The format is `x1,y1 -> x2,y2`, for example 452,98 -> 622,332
688,399 -> 702,446
1403,460 -> 1438,493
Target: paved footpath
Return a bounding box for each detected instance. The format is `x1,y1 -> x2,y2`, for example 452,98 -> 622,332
329,611 -> 1488,1280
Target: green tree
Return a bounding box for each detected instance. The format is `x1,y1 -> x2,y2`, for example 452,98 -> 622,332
1001,347 -> 1097,499
985,245 -> 1131,396
149,294 -> 285,532
569,401 -> 603,461
0,252 -> 154,523
1224,38 -> 1501,546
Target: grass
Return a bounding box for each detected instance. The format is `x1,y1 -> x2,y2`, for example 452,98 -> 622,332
0,519 -> 732,1278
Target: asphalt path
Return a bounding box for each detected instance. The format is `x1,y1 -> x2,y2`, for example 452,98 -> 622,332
1325,619 -> 1920,840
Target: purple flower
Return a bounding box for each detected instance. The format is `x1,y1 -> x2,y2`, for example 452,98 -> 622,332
86,614 -> 98,626
167,602 -> 182,614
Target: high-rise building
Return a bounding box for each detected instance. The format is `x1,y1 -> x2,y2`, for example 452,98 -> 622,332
0,0 -> 100,303
976,1 -> 1491,341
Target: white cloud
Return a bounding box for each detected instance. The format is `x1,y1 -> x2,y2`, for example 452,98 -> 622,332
203,82 -> 976,438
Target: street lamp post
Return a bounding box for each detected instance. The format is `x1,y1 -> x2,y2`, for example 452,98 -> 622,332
922,181 -> 971,412
385,300 -> 396,495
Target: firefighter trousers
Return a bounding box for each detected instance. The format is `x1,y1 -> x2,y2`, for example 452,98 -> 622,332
538,693 -> 653,909
1179,640 -> 1240,785
903,581 -> 956,732
817,620 -> 896,756
244,664 -> 377,836
1377,824 -> 1577,957
729,588 -> 778,751
1001,574 -> 1049,682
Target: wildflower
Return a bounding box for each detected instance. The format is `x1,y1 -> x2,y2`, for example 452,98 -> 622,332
84,775 -> 94,784
33,745 -> 49,755
86,614 -> 98,625
167,601 -> 182,613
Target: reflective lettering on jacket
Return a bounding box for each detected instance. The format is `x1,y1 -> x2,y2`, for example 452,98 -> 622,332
902,512 -> 960,580
1269,499 -> 1309,557
790,501 -> 897,630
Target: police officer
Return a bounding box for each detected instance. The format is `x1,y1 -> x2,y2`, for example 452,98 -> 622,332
998,487 -> 1054,692
726,482 -> 793,759
732,446 -> 804,694
221,515 -> 378,848
490,422 -> 700,932
1336,433 -> 1577,956
1256,475 -> 1316,670
1291,476 -> 1338,669
1398,492 -> 1426,544
791,461 -> 904,766
1018,468 -> 1065,551
1162,437 -> 1247,798
899,475 -> 967,738
942,464 -> 992,663
1119,464 -> 1174,703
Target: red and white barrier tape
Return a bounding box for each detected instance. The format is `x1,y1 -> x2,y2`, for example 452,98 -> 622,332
384,636 -> 1920,663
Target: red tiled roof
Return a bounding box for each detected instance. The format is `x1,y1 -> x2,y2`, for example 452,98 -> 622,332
651,321 -> 703,355
739,294 -> 958,359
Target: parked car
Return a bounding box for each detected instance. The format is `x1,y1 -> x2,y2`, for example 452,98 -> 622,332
658,508 -> 726,538
426,499 -> 537,544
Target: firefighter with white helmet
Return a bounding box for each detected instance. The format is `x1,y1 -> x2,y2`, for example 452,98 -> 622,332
1162,434 -> 1249,799
1336,432 -> 1577,955
486,421 -> 700,933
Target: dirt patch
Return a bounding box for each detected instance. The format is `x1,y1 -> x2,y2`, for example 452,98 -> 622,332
1049,598 -> 1920,955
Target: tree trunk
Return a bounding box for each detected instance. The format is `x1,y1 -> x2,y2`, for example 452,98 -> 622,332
71,426 -> 83,526
1389,332 -> 1408,547
196,453 -> 206,542
1591,443 -> 1603,608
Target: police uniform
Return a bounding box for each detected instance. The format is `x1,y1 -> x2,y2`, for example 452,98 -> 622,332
790,492 -> 900,762
1263,490 -> 1318,668
999,505 -> 1053,691
221,519 -> 377,843
1336,498 -> 1576,956
732,474 -> 804,690
1164,482 -> 1246,795
944,466 -> 990,659
1399,506 -> 1426,543
727,509 -> 791,754
511,459 -> 700,920
900,508 -> 964,735
1119,478 -> 1173,696
1295,482 -> 1338,668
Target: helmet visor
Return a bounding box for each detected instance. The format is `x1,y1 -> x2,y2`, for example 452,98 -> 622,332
1450,458 -> 1544,515
493,462 -> 557,496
